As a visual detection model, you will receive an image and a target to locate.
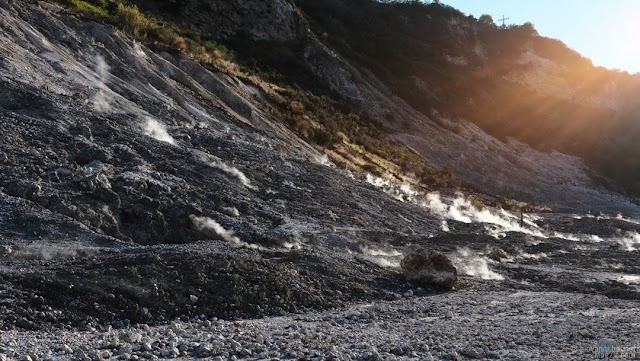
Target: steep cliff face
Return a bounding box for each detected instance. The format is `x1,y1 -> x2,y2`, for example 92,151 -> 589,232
138,0 -> 305,42
135,0 -> 367,105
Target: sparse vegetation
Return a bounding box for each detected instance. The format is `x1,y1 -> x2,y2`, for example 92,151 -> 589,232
50,0 -> 231,63
113,3 -> 152,37
46,0 -> 460,189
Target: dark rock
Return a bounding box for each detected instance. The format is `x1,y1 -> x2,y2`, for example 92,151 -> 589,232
15,317 -> 34,330
487,248 -> 508,262
400,249 -> 458,290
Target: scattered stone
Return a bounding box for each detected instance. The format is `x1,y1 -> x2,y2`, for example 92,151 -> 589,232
120,331 -> 142,344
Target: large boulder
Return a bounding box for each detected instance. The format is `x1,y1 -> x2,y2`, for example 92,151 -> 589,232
401,249 -> 458,290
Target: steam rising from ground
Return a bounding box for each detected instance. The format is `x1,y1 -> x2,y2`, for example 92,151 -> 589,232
614,232 -> 640,251
366,175 -> 417,202
367,257 -> 401,269
365,176 -> 545,238
358,245 -> 402,268
451,247 -> 504,280
190,215 -> 241,244
207,159 -> 257,190
360,246 -> 402,257
314,154 -> 334,167
425,193 -> 544,238
92,55 -> 113,112
365,175 -> 640,254
189,215 -> 265,250
142,117 -> 176,145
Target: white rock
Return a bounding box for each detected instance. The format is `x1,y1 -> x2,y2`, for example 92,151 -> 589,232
61,344 -> 73,354
190,295 -> 198,304
121,331 -> 142,344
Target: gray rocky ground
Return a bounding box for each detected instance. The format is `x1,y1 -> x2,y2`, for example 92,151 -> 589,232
1,1 -> 640,360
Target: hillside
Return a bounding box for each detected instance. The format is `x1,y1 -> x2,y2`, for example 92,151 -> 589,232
296,0 -> 640,195
1,0 -> 640,359
124,0 -> 640,212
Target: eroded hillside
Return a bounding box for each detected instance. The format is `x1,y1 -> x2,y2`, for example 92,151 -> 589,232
2,1 -> 640,360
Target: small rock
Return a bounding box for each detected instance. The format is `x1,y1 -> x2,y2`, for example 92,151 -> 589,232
15,318 -> 34,330
579,329 -> 594,338
255,335 -> 264,344
60,344 -> 73,354
459,347 -> 483,359
403,289 -> 414,297
197,343 -> 213,356
120,331 -> 142,344
0,245 -> 12,257
189,295 -> 198,304
488,248 -> 508,262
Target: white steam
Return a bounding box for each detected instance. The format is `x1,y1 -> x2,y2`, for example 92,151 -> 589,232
314,154 -> 334,167
367,257 -> 401,269
220,206 -> 240,217
133,42 -> 146,58
441,220 -> 450,232
364,176 -> 547,239
360,246 -> 402,257
92,55 -> 113,112
142,117 -> 176,145
617,275 -> 640,285
190,215 -> 241,244
189,215 -> 265,250
451,247 -> 504,280
282,235 -> 304,250
424,193 -> 545,238
366,175 -> 417,202
358,246 -> 402,269
614,232 -> 640,251
207,159 -> 257,190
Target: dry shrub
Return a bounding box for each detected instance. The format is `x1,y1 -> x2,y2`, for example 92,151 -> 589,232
290,100 -> 305,114
467,194 -> 485,210
295,119 -> 311,137
171,36 -> 188,53
211,49 -> 223,61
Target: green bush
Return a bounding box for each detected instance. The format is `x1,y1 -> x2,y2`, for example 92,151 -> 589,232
114,3 -> 153,37
61,0 -> 108,18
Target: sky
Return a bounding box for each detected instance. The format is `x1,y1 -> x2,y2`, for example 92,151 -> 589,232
442,0 -> 640,74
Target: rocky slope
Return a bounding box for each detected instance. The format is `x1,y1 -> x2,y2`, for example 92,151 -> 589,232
134,0 -> 640,214
1,1 -> 640,360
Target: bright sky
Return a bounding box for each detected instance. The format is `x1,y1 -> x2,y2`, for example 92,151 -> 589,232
442,0 -> 640,74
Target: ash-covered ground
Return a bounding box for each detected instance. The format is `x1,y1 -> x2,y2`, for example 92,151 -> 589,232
1,1 -> 640,360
